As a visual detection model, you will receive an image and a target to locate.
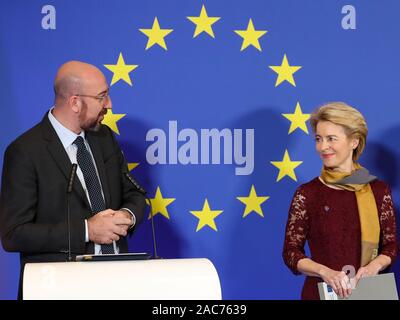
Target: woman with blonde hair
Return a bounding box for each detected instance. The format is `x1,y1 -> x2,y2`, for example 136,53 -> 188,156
282,102 -> 398,299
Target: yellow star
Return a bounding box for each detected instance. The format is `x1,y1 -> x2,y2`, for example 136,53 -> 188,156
103,53 -> 138,86
270,150 -> 303,182
234,19 -> 267,51
282,102 -> 310,134
237,185 -> 270,218
269,54 -> 302,87
190,199 -> 223,232
147,186 -> 176,219
187,5 -> 220,38
139,17 -> 173,50
128,163 -> 139,171
101,109 -> 125,135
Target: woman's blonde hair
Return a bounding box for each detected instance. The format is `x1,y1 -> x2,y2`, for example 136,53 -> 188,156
310,102 -> 368,161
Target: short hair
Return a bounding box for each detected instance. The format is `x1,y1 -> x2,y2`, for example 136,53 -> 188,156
310,102 -> 368,161
54,75 -> 80,99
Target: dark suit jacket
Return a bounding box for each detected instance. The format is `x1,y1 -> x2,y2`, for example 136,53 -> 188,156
0,113 -> 146,266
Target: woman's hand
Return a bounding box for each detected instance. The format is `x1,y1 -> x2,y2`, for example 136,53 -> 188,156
355,255 -> 392,286
319,267 -> 352,299
355,263 -> 380,286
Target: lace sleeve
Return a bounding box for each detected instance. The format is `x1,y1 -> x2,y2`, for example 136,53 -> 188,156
282,186 -> 309,275
379,185 -> 398,264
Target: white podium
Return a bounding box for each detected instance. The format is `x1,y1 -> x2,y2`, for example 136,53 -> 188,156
23,258 -> 222,300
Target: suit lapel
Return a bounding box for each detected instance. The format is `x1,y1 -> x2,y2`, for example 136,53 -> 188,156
86,132 -> 111,208
41,114 -> 91,210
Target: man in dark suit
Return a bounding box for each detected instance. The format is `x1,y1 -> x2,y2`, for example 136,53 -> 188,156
0,61 -> 146,297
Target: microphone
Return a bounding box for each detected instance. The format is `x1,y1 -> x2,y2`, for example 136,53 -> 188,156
124,171 -> 147,195
123,170 -> 160,259
66,164 -> 77,262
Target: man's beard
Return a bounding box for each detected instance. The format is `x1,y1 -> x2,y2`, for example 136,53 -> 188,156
85,120 -> 101,132
80,101 -> 106,132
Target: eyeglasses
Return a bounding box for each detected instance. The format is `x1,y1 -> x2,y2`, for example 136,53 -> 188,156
75,88 -> 110,105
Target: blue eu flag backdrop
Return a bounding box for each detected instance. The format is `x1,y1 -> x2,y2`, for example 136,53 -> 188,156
0,0 -> 399,299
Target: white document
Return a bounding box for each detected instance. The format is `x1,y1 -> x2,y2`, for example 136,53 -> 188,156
318,273 -> 398,300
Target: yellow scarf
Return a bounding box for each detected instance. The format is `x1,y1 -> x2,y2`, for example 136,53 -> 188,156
320,163 -> 380,266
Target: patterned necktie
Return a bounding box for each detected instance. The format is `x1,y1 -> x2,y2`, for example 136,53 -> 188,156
74,136 -> 115,254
